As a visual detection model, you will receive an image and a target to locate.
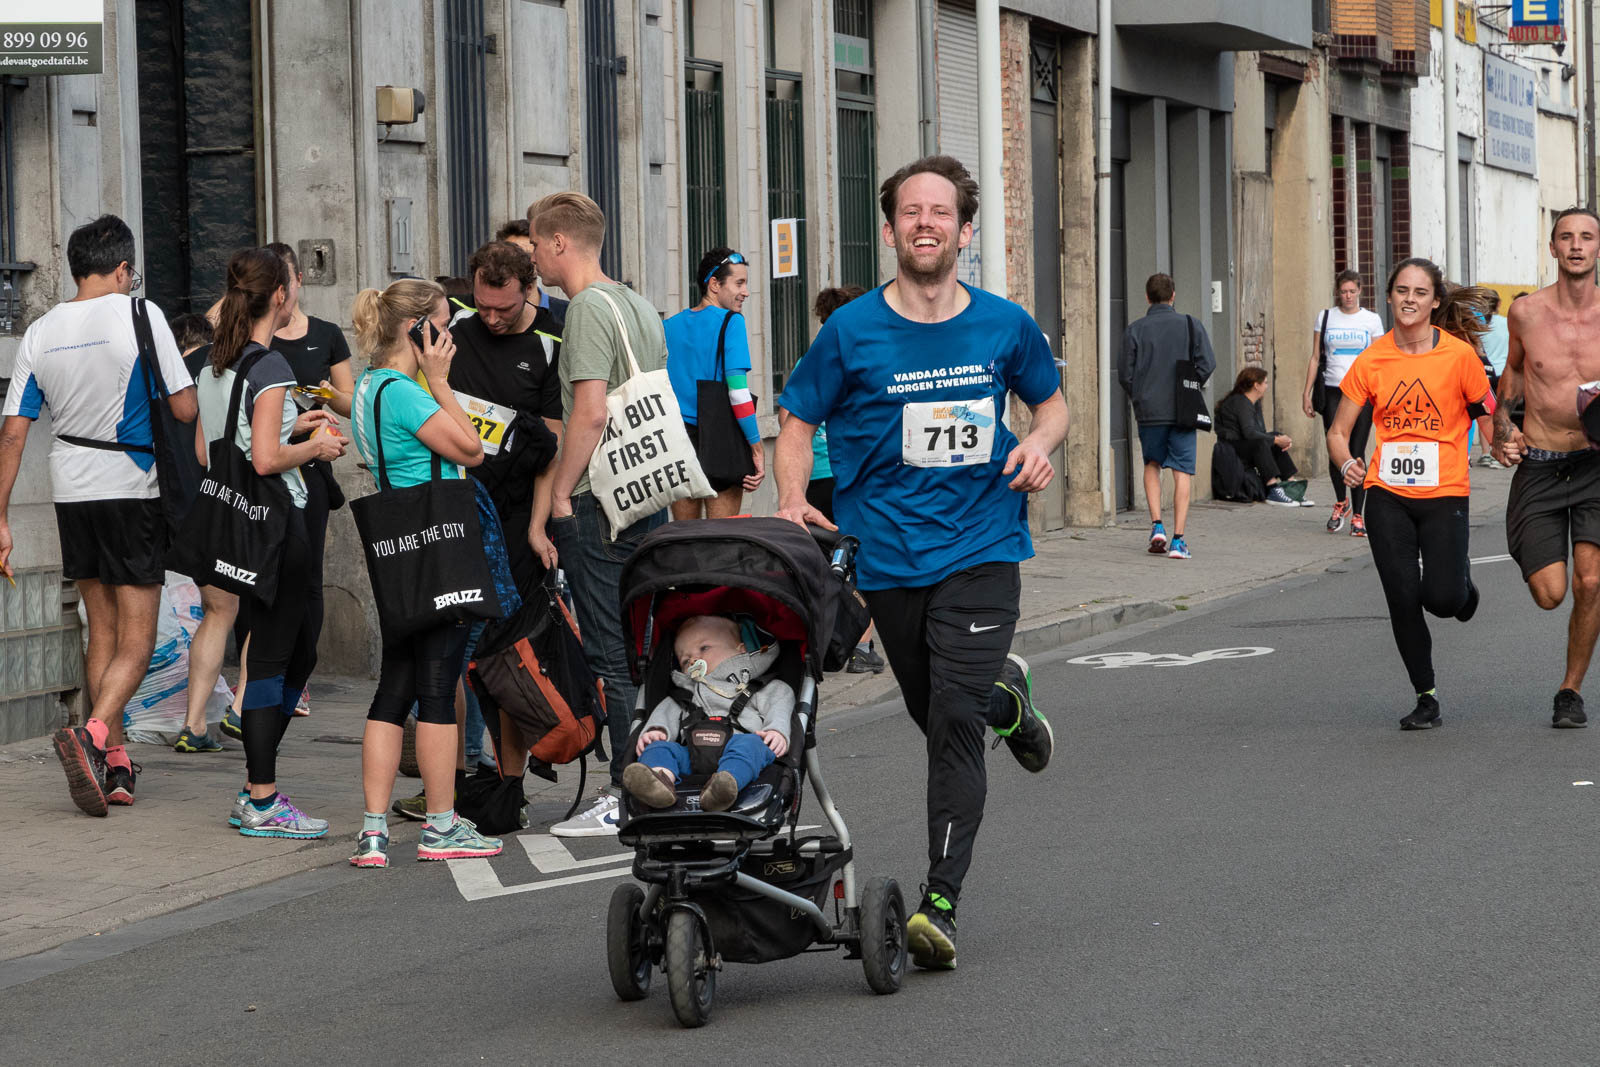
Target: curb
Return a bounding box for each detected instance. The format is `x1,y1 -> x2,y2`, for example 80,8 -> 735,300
1010,599 -> 1175,658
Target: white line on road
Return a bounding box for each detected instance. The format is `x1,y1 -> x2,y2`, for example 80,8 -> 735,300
521,834 -> 635,874
1470,554 -> 1513,565
447,858 -> 633,900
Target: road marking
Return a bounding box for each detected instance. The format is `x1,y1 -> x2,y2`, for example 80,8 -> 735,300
1470,553 -> 1513,565
521,833 -> 635,874
1069,647 -> 1274,669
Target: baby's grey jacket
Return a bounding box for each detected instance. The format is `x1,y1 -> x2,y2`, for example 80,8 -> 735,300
642,641 -> 796,745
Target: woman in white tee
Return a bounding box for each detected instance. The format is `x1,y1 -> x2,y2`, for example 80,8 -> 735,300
1303,270 -> 1385,537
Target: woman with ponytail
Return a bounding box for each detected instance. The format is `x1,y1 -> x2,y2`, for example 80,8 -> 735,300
197,247 -> 348,837
346,279 -> 504,868
1327,258 -> 1495,730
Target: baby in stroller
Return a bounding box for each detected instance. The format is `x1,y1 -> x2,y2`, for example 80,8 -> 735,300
623,614 -> 793,813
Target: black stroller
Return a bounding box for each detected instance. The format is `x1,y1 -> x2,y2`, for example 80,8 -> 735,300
604,517 -> 907,1027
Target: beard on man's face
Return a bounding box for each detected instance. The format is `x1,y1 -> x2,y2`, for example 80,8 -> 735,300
894,233 -> 959,285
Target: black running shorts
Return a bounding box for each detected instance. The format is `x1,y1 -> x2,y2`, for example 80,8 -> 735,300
1506,449 -> 1600,581
54,498 -> 166,586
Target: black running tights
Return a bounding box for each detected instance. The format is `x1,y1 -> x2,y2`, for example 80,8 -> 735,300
1364,488 -> 1472,694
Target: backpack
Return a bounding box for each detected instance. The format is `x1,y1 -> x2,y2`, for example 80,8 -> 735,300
467,574 -> 607,818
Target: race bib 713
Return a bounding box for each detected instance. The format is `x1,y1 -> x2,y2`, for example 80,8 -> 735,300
901,397 -> 996,467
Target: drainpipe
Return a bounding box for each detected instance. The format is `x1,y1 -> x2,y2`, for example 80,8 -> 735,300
1097,0 -> 1113,523
977,0 -> 1006,294
1587,0 -> 1597,212
918,0 -> 938,157
1442,0 -> 1461,278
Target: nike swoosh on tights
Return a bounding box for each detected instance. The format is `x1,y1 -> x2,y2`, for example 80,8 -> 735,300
969,623 -> 1001,633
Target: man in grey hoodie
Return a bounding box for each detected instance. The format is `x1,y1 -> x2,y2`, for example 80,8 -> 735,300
622,615 -> 795,812
1118,273 -> 1217,559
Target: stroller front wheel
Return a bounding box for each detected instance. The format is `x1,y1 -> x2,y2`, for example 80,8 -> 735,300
859,876 -> 908,994
664,908 -> 717,1028
606,883 -> 653,1001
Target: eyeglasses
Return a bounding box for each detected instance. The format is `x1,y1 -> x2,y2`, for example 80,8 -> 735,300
702,252 -> 746,288
127,266 -> 143,293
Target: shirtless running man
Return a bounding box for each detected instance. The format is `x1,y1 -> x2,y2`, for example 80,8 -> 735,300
1494,206 -> 1600,728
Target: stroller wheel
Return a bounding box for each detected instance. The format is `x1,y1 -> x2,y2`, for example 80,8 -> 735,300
860,876 -> 908,994
606,883 -> 654,1001
664,909 -> 716,1028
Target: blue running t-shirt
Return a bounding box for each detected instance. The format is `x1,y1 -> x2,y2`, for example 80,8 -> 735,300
778,283 -> 1059,591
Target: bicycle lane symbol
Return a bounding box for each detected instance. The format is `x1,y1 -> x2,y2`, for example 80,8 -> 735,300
1067,647 -> 1275,669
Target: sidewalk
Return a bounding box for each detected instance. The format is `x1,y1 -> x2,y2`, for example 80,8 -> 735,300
0,468 -> 1516,961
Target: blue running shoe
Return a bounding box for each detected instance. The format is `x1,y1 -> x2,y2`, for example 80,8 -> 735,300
220,709 -> 243,740
238,794 -> 329,839
417,816 -> 502,861
350,830 -> 390,868
1167,536 -> 1192,560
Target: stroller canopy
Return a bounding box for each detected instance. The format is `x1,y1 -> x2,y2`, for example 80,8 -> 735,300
619,518 -> 845,683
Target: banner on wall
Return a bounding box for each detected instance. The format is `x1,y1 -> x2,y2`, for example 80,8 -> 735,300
0,0 -> 102,77
1483,53 -> 1537,176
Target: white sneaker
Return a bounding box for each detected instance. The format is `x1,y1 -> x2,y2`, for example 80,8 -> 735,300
550,792 -> 621,837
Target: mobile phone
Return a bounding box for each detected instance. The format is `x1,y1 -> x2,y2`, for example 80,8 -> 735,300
408,315 -> 437,351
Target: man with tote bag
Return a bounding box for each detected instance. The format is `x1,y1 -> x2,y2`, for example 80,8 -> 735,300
527,191 -> 711,838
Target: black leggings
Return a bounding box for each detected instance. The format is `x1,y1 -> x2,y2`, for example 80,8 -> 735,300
1364,488 -> 1472,694
239,509 -> 318,787
1321,389 -> 1372,510
863,561 -> 1021,905
367,622 -> 470,727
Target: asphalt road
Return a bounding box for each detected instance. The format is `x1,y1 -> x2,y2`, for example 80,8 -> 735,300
5,518 -> 1599,1066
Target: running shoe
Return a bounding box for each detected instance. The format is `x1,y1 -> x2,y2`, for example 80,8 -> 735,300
228,789 -> 249,828
174,727 -> 223,753
1553,688 -> 1588,729
1265,486 -> 1297,507
1350,514 -> 1367,538
1148,521 -> 1168,554
992,653 -> 1053,773
847,644 -> 887,674
1167,536 -> 1192,560
104,762 -> 140,806
391,791 -> 428,822
550,792 -> 622,837
1456,580 -> 1480,623
1400,693 -> 1442,731
53,725 -> 108,817
350,830 -> 390,868
220,709 -> 243,740
238,794 -> 330,839
417,816 -> 502,860
1326,500 -> 1350,533
906,888 -> 958,970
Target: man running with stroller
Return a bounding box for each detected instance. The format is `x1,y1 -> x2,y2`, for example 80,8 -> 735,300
775,155 -> 1067,970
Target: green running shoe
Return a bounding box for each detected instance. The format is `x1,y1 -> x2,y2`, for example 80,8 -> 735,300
906,889 -> 957,970
391,791 -> 427,821
992,653 -> 1053,773
417,816 -> 502,861
174,727 -> 223,752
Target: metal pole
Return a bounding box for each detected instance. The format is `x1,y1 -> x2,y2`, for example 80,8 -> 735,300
1442,0 -> 1461,278
1097,0 -> 1113,523
976,0 -> 1006,294
918,0 -> 939,157
1586,0 -> 1597,211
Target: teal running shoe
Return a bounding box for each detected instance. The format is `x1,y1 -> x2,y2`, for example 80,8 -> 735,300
238,793 -> 329,839
228,789 -> 248,828
174,727 -> 223,753
417,816 -> 502,861
350,830 -> 390,868
220,709 -> 243,740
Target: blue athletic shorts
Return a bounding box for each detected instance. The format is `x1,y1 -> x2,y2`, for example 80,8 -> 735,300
1137,424 -> 1197,475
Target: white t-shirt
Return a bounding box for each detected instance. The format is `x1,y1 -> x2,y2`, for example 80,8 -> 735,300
195,345 -> 307,507
1314,307 -> 1386,386
2,294 -> 192,502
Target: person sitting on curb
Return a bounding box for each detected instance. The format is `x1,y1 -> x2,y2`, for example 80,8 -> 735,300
622,614 -> 794,813
1215,366 -> 1302,507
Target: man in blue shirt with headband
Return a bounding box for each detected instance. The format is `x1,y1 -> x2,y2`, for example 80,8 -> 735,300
775,155 -> 1067,971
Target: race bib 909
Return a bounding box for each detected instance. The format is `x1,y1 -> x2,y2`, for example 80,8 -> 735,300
1379,441 -> 1439,488
901,397 -> 996,468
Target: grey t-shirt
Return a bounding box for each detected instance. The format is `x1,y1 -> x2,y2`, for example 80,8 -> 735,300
559,282 -> 667,496
195,344 -> 307,507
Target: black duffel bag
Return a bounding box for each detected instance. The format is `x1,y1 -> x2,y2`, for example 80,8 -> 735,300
168,345 -> 291,601
350,377 -> 506,641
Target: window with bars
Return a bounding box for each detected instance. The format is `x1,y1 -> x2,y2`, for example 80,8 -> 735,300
766,72 -> 808,392
834,0 -> 876,290
685,59 -> 727,298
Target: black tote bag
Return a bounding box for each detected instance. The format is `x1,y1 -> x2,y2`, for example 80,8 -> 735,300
1173,316 -> 1213,433
693,311 -> 758,486
1311,308 -> 1330,413
169,347 -> 292,601
350,378 -> 506,642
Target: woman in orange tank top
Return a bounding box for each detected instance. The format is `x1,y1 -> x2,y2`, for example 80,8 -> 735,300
1327,258 -> 1495,730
